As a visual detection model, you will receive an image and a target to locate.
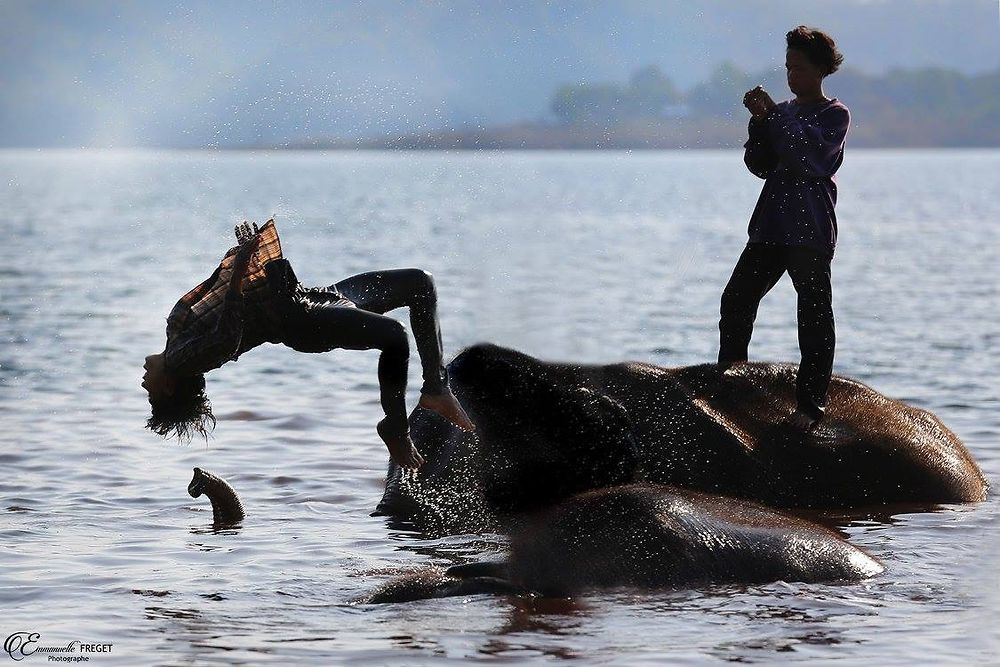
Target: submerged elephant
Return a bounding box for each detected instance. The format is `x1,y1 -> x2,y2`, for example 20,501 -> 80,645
366,483 -> 884,603
376,344 -> 986,533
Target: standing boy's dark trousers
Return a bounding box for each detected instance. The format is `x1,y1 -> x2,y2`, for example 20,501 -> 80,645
718,242 -> 835,420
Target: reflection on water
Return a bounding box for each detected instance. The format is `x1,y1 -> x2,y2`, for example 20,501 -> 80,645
1,149 -> 998,663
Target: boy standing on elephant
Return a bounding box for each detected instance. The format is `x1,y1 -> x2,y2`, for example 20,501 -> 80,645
718,26 -> 850,430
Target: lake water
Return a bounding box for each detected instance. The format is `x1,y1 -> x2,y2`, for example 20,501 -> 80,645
2,149 -> 998,664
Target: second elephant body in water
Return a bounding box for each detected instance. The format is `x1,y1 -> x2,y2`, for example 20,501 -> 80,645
377,344 -> 986,533
367,483 -> 883,603
504,484 -> 884,593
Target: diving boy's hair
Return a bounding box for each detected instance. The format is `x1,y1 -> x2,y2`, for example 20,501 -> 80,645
146,374 -> 216,442
786,26 -> 844,77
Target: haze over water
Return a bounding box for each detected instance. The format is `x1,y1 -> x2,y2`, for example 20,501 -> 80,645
2,148 -> 998,664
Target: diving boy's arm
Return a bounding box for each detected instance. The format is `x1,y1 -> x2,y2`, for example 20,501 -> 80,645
164,293 -> 246,376
164,233 -> 260,376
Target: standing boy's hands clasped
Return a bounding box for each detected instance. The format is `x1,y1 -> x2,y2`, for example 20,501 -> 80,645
743,85 -> 776,119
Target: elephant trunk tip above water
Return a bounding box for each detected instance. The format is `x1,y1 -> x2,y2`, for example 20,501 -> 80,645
188,467 -> 246,526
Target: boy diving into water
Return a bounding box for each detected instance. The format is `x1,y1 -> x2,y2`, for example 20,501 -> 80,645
142,220 -> 474,468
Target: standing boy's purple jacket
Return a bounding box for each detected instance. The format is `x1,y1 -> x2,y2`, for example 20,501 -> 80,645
743,98 -> 850,256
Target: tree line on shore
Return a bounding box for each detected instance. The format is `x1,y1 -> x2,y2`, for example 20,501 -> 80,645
549,62 -> 999,147
298,63 -> 1000,149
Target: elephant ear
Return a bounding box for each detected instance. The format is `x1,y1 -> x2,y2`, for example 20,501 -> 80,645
513,382 -> 640,500
555,386 -> 641,476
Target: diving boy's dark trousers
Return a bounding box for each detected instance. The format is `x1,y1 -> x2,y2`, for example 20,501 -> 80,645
718,243 -> 835,420
280,268 -> 448,437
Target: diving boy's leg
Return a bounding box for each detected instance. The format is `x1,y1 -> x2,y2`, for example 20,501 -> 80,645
334,269 -> 474,431
376,416 -> 424,470
415,392 -> 474,431
718,244 -> 786,365
286,303 -> 423,468
785,247 -> 835,422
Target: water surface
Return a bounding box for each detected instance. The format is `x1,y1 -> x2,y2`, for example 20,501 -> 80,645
2,149 -> 998,664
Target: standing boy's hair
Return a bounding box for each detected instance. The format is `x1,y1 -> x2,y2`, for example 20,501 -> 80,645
786,26 -> 844,76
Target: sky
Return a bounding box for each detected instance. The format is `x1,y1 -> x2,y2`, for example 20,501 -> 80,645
2,0 -> 999,147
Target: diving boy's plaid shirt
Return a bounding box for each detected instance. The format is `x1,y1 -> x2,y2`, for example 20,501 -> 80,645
164,220 -> 284,376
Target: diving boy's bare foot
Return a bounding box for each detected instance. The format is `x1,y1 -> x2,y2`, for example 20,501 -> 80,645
377,419 -> 425,469
418,389 -> 476,431
783,409 -> 819,431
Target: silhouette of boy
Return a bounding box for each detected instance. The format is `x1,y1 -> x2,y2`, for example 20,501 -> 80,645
718,26 -> 850,430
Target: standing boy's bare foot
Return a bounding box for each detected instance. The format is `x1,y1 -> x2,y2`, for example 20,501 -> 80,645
418,389 -> 476,431
377,418 -> 425,469
782,409 -> 819,431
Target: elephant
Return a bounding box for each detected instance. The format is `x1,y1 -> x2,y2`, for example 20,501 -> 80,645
376,344 -> 986,534
365,483 -> 884,603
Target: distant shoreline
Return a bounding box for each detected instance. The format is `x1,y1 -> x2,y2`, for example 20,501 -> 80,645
5,105 -> 1000,151
274,118 -> 1000,151
4,145 -> 1000,152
